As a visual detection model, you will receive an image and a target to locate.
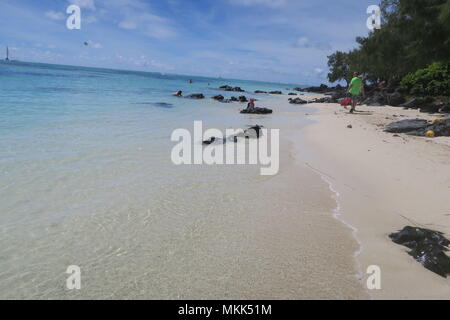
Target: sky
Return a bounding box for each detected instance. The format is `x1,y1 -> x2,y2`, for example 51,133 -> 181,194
0,0 -> 378,84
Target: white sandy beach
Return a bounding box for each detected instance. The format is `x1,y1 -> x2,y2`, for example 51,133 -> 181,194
282,95 -> 450,299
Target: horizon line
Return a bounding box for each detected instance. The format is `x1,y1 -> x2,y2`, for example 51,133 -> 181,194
0,57 -> 313,88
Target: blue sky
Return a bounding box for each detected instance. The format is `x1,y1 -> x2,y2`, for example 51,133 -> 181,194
0,0 -> 377,84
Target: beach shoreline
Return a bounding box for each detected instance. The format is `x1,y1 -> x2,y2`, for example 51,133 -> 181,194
289,96 -> 450,299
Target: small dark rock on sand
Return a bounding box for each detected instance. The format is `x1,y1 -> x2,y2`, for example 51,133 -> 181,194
390,226 -> 450,278
289,97 -> 308,105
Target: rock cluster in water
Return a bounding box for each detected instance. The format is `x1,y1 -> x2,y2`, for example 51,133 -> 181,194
219,85 -> 245,92
212,95 -> 248,103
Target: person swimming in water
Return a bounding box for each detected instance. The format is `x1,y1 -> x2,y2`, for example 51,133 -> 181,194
172,91 -> 183,97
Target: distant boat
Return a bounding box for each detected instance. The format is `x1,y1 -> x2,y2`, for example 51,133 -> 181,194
5,46 -> 10,61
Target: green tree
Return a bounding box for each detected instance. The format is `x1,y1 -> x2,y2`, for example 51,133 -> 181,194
327,51 -> 351,85
327,0 -> 450,88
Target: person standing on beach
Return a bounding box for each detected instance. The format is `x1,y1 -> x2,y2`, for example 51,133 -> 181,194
347,72 -> 365,113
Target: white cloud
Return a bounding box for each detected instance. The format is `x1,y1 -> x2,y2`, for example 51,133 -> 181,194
228,0 -> 287,8
295,36 -> 332,51
296,37 -> 310,47
314,68 -> 324,74
118,21 -> 137,30
45,11 -> 65,20
68,0 -> 96,10
118,12 -> 176,39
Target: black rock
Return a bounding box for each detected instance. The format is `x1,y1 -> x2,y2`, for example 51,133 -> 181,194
387,91 -> 405,106
361,89 -> 388,106
399,98 -> 424,109
230,96 -> 238,102
331,91 -> 347,103
240,107 -> 273,115
202,137 -> 217,145
439,104 -> 450,113
421,101 -> 447,114
238,96 -> 248,103
255,90 -> 268,94
407,119 -> 450,137
245,125 -> 264,139
212,95 -> 225,101
301,84 -> 329,93
187,93 -> 205,99
288,93 -> 298,96
269,91 -> 283,95
308,97 -> 333,104
289,97 -> 308,105
390,226 -> 450,278
384,119 -> 429,133
220,85 -> 244,92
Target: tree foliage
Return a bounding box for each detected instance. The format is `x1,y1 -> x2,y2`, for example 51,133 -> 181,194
400,62 -> 450,96
327,0 -> 450,88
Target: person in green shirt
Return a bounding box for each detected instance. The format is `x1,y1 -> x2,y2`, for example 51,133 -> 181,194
347,72 -> 365,113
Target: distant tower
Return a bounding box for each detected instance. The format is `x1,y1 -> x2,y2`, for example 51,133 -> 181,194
5,46 -> 10,61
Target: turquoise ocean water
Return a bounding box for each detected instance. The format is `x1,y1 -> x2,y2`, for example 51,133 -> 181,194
1,61 -> 334,299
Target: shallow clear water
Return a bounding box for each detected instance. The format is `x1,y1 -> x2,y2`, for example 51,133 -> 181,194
0,61 -> 365,299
